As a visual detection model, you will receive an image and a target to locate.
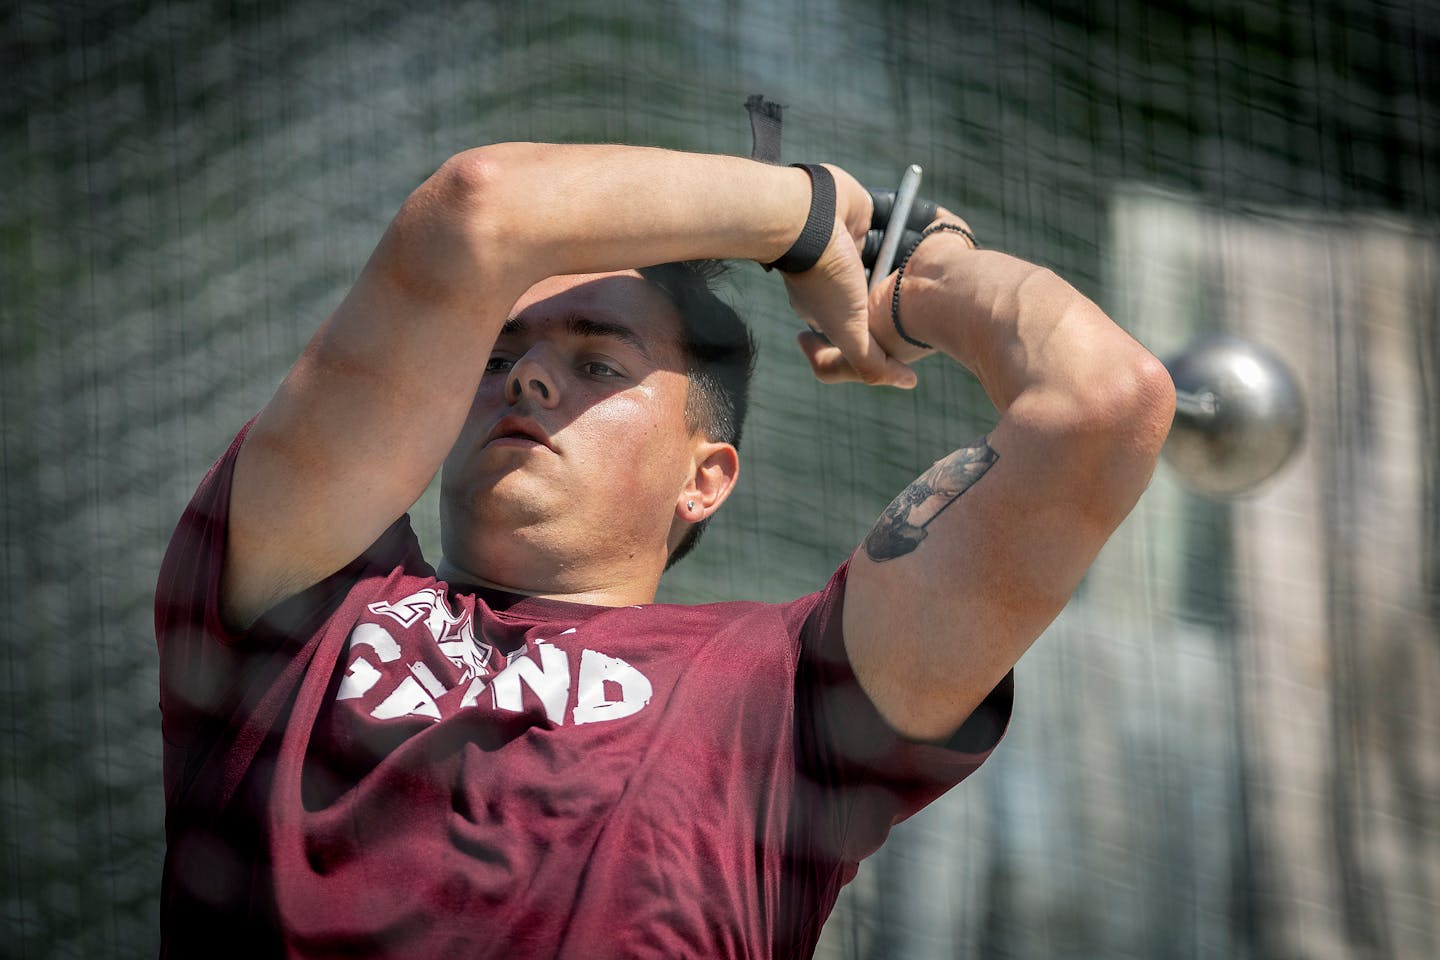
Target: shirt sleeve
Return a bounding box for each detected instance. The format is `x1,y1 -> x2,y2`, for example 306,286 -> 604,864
785,557 -> 1013,866
153,418 -> 424,761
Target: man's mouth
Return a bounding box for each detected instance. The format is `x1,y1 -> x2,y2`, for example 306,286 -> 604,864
484,417 -> 553,451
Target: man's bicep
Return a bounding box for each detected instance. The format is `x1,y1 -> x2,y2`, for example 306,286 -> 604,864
840,421 -> 1123,742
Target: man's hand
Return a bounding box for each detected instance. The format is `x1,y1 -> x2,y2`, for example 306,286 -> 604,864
791,194 -> 980,388
781,166 -> 918,389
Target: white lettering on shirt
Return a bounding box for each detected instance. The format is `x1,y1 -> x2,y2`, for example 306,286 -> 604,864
490,641 -> 570,725
338,598 -> 653,728
368,591 -> 446,629
336,622 -> 402,701
573,649 -> 653,725
371,673 -> 442,721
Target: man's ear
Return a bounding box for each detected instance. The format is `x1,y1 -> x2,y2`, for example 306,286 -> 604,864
676,440 -> 739,523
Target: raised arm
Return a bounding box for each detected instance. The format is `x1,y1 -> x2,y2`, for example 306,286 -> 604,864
222,144 -> 906,628
810,222 -> 1175,742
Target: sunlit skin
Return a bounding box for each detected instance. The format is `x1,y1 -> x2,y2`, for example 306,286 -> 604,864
437,270 -> 739,606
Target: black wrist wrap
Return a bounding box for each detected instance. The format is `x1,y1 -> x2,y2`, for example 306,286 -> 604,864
763,163 -> 835,273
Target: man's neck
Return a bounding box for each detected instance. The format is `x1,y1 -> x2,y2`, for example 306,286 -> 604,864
435,556 -> 660,608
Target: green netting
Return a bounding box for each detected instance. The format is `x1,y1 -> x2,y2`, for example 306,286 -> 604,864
2,0 -> 1436,957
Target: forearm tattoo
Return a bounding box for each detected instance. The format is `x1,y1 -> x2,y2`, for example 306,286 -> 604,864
863,436 -> 998,562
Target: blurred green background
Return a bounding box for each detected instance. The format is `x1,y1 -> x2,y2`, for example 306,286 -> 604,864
2,0 -> 1437,957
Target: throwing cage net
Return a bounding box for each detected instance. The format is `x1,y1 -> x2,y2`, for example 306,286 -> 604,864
2,1 -> 1437,957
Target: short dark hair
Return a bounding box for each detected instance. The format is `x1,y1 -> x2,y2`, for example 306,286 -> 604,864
638,260 -> 756,568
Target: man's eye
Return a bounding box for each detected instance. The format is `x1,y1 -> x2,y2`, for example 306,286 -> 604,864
582,361 -> 621,378
485,356 -> 514,374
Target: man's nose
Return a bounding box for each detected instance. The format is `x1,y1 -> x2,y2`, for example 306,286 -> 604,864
507,353 -> 560,408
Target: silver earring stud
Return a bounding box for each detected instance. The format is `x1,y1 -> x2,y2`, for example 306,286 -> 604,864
687,500 -> 696,511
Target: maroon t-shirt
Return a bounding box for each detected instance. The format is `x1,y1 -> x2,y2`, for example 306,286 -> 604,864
155,423 -> 1012,959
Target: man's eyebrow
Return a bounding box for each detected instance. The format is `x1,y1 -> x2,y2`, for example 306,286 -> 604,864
499,314 -> 656,360
567,315 -> 653,357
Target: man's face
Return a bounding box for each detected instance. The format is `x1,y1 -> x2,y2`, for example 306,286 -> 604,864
440,270 -> 703,590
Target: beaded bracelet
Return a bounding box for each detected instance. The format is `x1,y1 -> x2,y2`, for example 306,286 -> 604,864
890,221 -> 979,350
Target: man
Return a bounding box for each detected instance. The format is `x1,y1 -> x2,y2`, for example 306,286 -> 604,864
155,142 -> 1174,958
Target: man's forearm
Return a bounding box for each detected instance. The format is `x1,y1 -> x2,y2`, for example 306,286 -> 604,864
378,142 -> 912,388
891,236 -> 1169,417
383,143 -> 818,311
887,233 -> 1174,518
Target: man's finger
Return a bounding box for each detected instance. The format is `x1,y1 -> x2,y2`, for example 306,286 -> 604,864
812,310 -> 903,386
841,333 -> 917,388
796,332 -> 917,389
796,332 -> 860,383
883,355 -> 918,389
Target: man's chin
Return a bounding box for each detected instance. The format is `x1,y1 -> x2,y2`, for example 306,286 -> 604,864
455,466 -> 561,509
441,477 -> 564,542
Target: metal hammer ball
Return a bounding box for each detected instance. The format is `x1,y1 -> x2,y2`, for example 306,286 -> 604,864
1161,334 -> 1305,497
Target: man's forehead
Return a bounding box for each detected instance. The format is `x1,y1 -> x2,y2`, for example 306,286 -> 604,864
512,270 -> 671,319
506,270 -> 683,350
